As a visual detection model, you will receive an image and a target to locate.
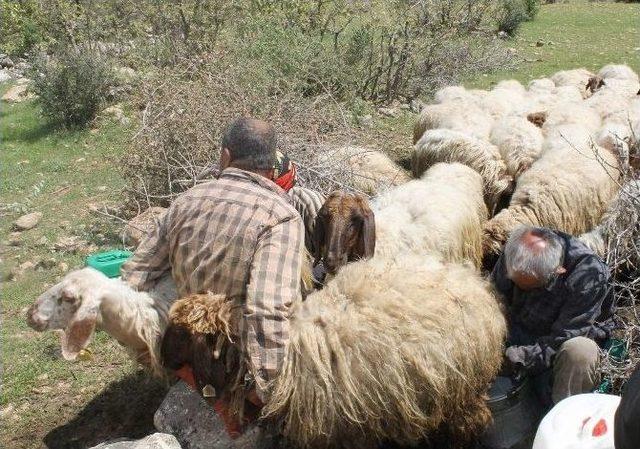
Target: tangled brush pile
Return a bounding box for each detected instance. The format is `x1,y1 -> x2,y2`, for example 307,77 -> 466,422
261,255 -> 506,448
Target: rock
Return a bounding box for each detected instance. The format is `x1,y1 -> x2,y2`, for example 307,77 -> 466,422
10,261 -> 36,279
409,99 -> 425,113
154,382 -> 277,449
15,77 -> 30,85
497,31 -> 509,39
58,262 -> 69,272
2,83 -> 32,103
124,207 -> 167,248
0,69 -> 11,84
36,236 -> 49,247
359,114 -> 373,128
536,40 -> 545,47
76,157 -> 86,163
102,105 -> 130,125
14,212 -> 42,231
0,57 -> 14,68
377,106 -> 399,118
53,236 -> 87,253
36,258 -> 57,271
8,232 -> 22,246
88,433 -> 181,449
97,185 -> 107,192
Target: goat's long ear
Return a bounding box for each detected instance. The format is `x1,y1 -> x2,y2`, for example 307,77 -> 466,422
312,212 -> 326,265
60,292 -> 100,361
353,195 -> 376,260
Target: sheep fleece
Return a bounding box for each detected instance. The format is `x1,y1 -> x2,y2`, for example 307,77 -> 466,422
262,255 -> 506,448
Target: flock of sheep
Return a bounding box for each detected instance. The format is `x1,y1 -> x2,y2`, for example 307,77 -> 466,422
26,63 -> 640,448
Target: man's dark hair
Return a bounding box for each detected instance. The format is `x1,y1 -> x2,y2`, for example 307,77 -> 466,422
221,118 -> 277,171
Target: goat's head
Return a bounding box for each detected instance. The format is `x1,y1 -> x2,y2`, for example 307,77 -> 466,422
161,293 -> 238,399
26,267 -> 106,361
313,191 -> 375,275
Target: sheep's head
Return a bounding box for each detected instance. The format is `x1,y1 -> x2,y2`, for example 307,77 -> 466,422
527,111 -> 548,128
313,191 -> 376,275
161,293 -> 238,399
586,75 -> 605,95
26,268 -> 106,361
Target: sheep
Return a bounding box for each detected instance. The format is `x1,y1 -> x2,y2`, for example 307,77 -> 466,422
26,267 -> 177,373
483,126 -> 621,259
551,68 -> 595,98
412,128 -> 512,213
598,64 -> 639,83
319,146 -> 410,195
596,121 -> 632,155
528,78 -> 556,94
585,75 -> 605,95
527,111 -> 548,128
542,103 -> 602,134
478,80 -> 527,119
162,255 -> 507,448
433,85 -> 472,104
585,86 -> 632,122
490,115 -> 545,178
263,254 -> 507,448
313,163 -> 487,274
412,101 -> 492,143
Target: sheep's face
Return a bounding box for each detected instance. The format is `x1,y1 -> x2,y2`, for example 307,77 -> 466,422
27,275 -> 85,331
26,268 -> 103,360
313,191 -> 376,275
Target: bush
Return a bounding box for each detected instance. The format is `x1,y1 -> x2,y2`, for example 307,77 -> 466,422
31,48 -> 114,127
497,0 -> 532,35
524,0 -> 541,19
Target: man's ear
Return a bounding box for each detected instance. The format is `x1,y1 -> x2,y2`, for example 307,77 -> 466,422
60,292 -> 100,361
556,266 -> 567,275
220,148 -> 231,170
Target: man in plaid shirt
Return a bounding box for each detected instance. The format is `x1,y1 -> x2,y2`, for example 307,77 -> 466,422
121,118 -> 304,403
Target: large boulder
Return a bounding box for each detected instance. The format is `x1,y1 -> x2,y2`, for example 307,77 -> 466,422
154,382 -> 277,449
88,433 -> 181,449
123,207 -> 167,248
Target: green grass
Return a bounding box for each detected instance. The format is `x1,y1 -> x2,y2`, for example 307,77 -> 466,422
0,85 -> 168,448
2,1 -> 640,447
466,0 -> 640,89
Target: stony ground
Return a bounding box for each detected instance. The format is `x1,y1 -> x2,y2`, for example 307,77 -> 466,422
1,1 -> 639,447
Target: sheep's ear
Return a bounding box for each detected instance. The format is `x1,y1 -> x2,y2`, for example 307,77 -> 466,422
354,195 -> 376,260
312,212 -> 326,265
61,295 -> 99,361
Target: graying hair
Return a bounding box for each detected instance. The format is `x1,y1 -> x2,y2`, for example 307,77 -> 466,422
504,226 -> 564,283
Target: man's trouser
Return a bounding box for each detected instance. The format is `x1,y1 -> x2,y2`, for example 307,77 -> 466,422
551,336 -> 600,403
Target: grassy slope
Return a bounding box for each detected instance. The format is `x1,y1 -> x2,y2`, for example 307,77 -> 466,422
1,1 -> 640,448
467,0 -> 640,89
0,89 -> 166,449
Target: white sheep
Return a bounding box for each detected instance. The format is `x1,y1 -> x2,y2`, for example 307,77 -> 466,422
542,103 -> 602,134
413,101 -> 493,143
598,64 -> 639,83
261,253 -> 507,448
26,268 -> 177,373
585,86 -> 632,123
596,120 -> 632,155
372,162 -> 488,266
490,115 -> 545,177
483,125 -> 621,257
528,78 -> 556,94
412,128 -> 512,213
321,146 -> 410,195
551,68 -> 595,98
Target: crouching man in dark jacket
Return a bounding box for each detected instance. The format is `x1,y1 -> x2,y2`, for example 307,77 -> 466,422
491,226 -> 615,405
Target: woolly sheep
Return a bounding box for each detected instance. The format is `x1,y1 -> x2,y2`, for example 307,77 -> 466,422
483,127 -> 620,258
585,86 -> 632,122
598,64 -> 639,83
26,268 -> 177,373
542,103 -> 602,133
528,78 -> 556,94
320,146 -> 411,195
490,115 -> 545,177
434,85 -> 472,104
596,121 -> 632,155
412,101 -> 492,143
551,68 -> 595,98
262,254 -> 506,448
479,82 -> 526,119
412,129 -> 512,213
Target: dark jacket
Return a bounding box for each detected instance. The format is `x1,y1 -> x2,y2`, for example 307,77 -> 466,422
491,230 -> 615,375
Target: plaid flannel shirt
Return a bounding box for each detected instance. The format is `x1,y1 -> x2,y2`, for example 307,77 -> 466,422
121,167 -> 304,399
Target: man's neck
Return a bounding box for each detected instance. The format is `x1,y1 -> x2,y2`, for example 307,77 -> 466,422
227,164 -> 273,181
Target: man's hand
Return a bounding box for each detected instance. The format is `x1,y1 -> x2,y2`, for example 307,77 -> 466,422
501,346 -> 526,380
